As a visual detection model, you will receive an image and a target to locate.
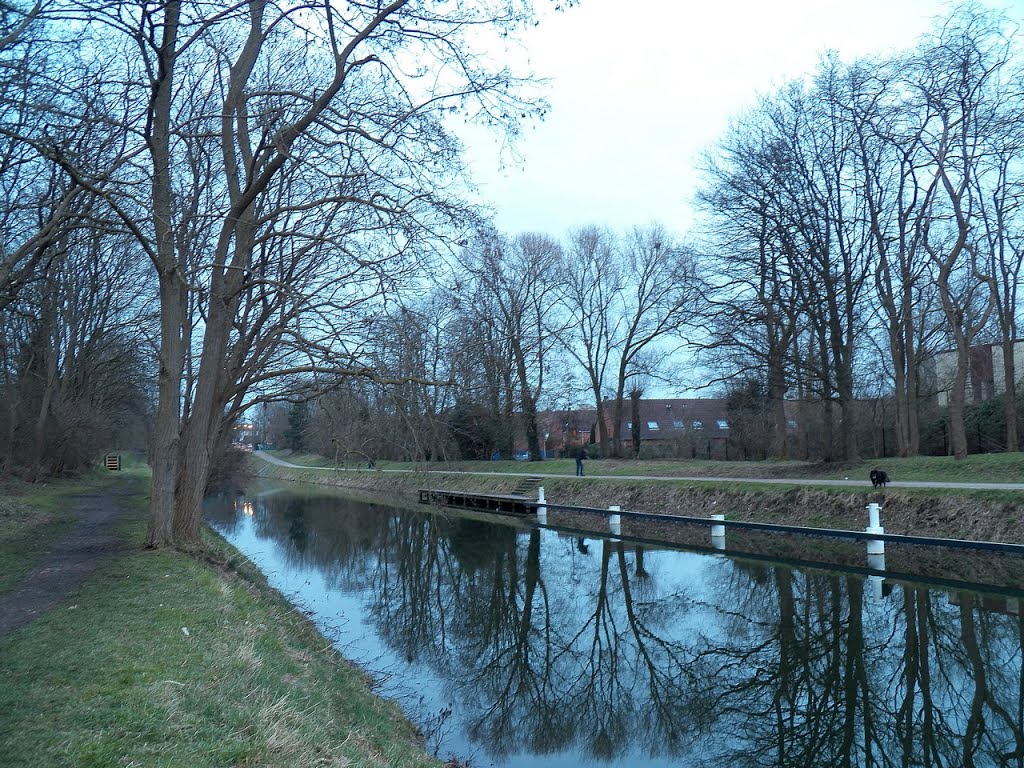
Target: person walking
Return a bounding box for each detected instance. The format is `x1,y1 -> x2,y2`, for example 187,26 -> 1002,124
575,446 -> 586,477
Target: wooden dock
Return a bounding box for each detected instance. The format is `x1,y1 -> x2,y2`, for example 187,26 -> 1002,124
418,487 -> 539,515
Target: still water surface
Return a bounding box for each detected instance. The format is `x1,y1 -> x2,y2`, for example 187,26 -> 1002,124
207,487 -> 1024,767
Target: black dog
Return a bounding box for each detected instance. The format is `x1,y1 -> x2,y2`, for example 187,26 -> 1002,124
870,469 -> 889,488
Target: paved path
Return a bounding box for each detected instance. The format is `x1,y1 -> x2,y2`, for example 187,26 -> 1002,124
253,452 -> 1024,491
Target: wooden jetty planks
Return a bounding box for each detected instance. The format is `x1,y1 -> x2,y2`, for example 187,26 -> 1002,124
418,488 -> 538,515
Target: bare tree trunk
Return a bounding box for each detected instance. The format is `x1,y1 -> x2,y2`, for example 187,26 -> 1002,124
144,0 -> 184,549
948,337 -> 970,459
768,348 -> 789,459
1003,339 -> 1019,452
592,388 -> 609,455
630,388 -> 641,459
904,310 -> 922,455
837,374 -> 859,462
891,332 -> 911,457
611,391 -> 625,458
521,388 -> 541,461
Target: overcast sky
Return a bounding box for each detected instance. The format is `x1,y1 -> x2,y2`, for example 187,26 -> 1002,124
460,0 -> 1016,238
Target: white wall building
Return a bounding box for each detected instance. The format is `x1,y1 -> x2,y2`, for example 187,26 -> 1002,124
931,341 -> 1024,407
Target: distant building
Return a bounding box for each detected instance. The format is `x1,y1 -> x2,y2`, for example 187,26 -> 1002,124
524,398 -> 799,460
930,341 -> 1024,407
231,421 -> 256,449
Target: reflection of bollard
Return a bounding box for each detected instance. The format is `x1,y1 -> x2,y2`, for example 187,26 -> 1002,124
609,505 -> 621,536
865,502 -> 884,555
867,573 -> 884,601
866,552 -> 886,601
711,513 -> 726,550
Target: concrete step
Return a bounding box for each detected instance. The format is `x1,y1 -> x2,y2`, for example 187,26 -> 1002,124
510,476 -> 544,498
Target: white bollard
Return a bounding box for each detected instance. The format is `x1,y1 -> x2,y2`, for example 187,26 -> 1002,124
711,513 -> 726,550
609,505 -> 621,536
537,487 -> 546,515
865,527 -> 885,555
865,502 -> 884,555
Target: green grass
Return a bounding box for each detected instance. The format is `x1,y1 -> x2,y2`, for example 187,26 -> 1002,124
839,452 -> 1024,483
0,477 -> 440,768
0,459 -> 153,593
265,449 -> 1024,484
0,475 -> 104,593
0,481 -> 73,593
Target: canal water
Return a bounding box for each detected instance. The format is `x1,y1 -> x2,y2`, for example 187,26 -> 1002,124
206,487 -> 1024,767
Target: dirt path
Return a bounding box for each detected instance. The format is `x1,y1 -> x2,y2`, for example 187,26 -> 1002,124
0,487 -> 133,637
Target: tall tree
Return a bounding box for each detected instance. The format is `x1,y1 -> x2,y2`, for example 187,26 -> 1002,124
463,232 -> 562,461
914,6 -> 1010,458
849,53 -> 940,457
558,225 -> 618,455
699,107 -> 801,459
970,54 -> 1024,452
0,1 -> 88,314
607,227 -> 700,457
54,0 -> 561,547
558,225 -> 699,457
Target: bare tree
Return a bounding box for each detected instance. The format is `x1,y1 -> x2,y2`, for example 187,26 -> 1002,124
700,72 -> 878,462
362,295 -> 462,462
698,108 -> 802,459
558,225 -> 618,455
971,62 -> 1024,452
557,225 -> 699,457
0,1 -> 85,314
46,0 -> 560,547
0,220 -> 152,479
697,8 -> 1024,460
846,53 -> 943,457
462,232 -> 563,460
914,7 -> 1010,458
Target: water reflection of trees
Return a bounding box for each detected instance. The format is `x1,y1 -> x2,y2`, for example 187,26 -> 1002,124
213,494 -> 1024,766
692,569 -> 1024,768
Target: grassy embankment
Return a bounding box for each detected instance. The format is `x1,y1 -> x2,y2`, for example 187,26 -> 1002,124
254,450 -> 1024,542
267,449 -> 1024,484
0,464 -> 441,768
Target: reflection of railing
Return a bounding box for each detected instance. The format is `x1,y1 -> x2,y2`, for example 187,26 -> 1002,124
535,501 -> 1024,557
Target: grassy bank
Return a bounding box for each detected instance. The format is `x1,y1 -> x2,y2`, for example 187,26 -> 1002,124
253,451 -> 1024,544
274,450 -> 1024,484
0,474 -> 441,768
